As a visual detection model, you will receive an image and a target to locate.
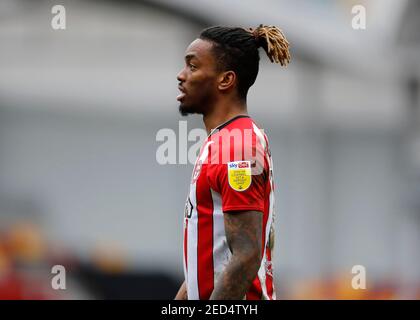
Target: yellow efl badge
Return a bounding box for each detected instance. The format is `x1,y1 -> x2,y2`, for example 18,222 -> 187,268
227,161 -> 252,192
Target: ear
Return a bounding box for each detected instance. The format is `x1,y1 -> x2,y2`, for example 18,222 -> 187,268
218,71 -> 236,92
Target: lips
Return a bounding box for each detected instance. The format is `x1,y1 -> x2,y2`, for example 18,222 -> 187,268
177,85 -> 186,101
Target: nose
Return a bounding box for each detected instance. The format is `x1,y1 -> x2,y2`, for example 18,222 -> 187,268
177,68 -> 186,82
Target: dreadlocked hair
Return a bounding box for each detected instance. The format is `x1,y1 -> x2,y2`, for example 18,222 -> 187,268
249,24 -> 291,66
200,25 -> 290,100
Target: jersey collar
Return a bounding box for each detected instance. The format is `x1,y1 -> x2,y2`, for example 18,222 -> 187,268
208,114 -> 250,137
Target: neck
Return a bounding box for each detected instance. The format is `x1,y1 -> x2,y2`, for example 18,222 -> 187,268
203,99 -> 248,135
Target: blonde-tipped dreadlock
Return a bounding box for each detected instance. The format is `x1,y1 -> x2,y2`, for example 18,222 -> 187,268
249,24 -> 291,66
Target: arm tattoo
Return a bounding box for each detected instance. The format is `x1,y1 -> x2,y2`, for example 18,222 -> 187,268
210,210 -> 262,300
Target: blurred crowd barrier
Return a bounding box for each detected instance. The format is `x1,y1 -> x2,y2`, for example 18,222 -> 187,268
1,220 -> 418,300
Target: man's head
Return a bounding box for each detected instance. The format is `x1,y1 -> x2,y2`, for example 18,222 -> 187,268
177,25 -> 291,116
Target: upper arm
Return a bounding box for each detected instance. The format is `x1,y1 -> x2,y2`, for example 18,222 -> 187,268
223,210 -> 262,260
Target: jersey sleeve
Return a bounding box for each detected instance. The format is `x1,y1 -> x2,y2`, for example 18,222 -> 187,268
206,127 -> 267,213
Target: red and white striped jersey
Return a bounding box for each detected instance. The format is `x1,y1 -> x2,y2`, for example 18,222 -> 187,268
183,115 -> 276,300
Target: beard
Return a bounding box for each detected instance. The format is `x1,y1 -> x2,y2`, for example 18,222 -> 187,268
178,101 -> 202,117
178,104 -> 190,116
178,88 -> 214,116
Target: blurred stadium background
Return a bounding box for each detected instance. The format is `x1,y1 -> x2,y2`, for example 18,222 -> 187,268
0,0 -> 419,299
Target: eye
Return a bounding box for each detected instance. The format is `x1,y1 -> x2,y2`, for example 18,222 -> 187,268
189,63 -> 197,71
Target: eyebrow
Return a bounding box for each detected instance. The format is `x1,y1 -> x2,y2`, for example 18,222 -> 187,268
185,53 -> 197,62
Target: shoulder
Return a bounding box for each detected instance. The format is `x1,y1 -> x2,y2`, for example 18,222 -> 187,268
209,116 -> 261,143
